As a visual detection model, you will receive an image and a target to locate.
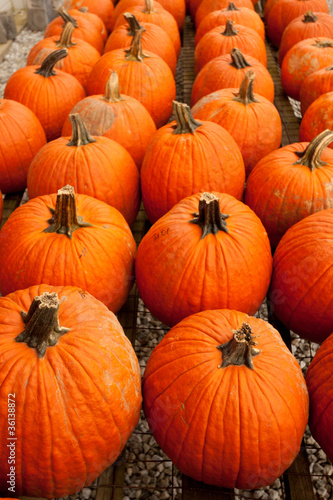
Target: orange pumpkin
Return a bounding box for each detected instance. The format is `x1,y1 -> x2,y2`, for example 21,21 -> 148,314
195,0 -> 254,28
0,186 -> 136,313
299,91 -> 333,145
136,192 -> 272,326
63,0 -> 115,32
191,71 -> 282,176
143,310 -> 308,489
300,65 -> 333,115
0,285 -> 141,498
141,102 -> 245,223
0,99 -> 46,193
62,71 -> 156,169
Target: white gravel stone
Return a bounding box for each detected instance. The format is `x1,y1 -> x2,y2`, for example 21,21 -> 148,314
81,488 -> 91,500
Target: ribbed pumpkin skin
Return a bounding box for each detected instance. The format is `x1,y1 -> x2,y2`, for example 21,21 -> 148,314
0,99 -> 46,193
244,141 -> 333,248
0,284 -> 141,498
61,93 -> 156,169
191,87 -> 282,176
299,92 -> 333,144
4,65 -> 86,142
191,51 -> 274,105
194,24 -> 267,74
43,8 -> 107,53
86,49 -> 176,128
143,309 -> 308,489
195,6 -> 265,45
195,0 -> 254,27
63,0 -> 115,31
267,0 -> 329,47
136,193 -> 272,326
280,37 -> 333,100
104,21 -> 177,74
26,35 -> 100,91
27,136 -> 140,225
269,209 -> 333,343
300,67 -> 333,115
0,193 -> 136,312
306,335 -> 333,462
278,12 -> 333,66
141,120 -> 245,223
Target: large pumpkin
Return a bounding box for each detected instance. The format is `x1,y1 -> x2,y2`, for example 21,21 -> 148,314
191,71 -> 282,176
244,130 -> 333,248
0,99 -> 46,193
299,91 -> 333,145
300,65 -> 333,115
27,114 -> 140,225
62,71 -> 156,169
63,0 -> 115,32
0,285 -> 141,498
141,102 -> 245,223
269,208 -> 333,343
0,185 -> 136,313
143,309 -> 309,488
136,192 -> 272,326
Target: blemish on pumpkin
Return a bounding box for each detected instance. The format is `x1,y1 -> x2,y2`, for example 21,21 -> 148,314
180,403 -> 189,427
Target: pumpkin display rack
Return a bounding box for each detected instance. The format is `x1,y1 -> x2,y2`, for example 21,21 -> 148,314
0,3 -> 332,500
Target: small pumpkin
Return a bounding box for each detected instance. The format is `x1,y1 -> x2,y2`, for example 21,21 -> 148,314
4,50 -> 86,141
141,101 -> 245,223
299,91 -> 333,144
191,71 -> 282,176
0,99 -> 46,193
0,185 -> 136,313
195,0 -> 254,28
191,47 -> 274,105
136,191 -> 272,326
0,285 -> 141,498
62,71 -> 156,169
244,130 -> 333,248
143,310 -> 308,489
194,20 -> 267,74
300,65 -> 333,115
63,0 -> 115,32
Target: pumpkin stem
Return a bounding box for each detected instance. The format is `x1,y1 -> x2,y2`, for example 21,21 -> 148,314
222,19 -> 239,37
103,71 -> 125,102
125,28 -> 148,62
326,65 -> 333,71
34,49 -> 68,77
302,11 -> 318,23
217,322 -> 261,370
314,39 -> 333,48
173,101 -> 202,134
189,192 -> 229,238
230,48 -> 251,69
56,21 -> 76,48
232,70 -> 260,105
67,114 -> 97,146
226,2 -> 238,11
145,0 -> 156,14
43,185 -> 93,239
15,292 -> 70,358
58,6 -> 79,28
293,129 -> 333,171
123,12 -> 144,36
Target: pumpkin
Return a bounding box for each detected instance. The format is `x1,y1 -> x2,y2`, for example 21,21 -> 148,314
26,22 -> 100,91
278,11 -> 333,66
269,208 -> 333,343
27,114 -> 140,225
280,37 -> 333,101
266,0 -> 329,47
62,71 -> 156,169
0,185 -> 136,313
300,65 -> 333,115
195,0 -> 254,28
244,130 -> 333,248
104,13 -> 177,74
43,6 -> 107,53
299,91 -> 333,144
191,71 -> 282,176
195,2 -> 265,45
0,99 -> 46,193
194,20 -> 267,74
63,0 -> 115,32
136,192 -> 272,326
113,0 -> 181,57
142,310 -> 308,489
4,50 -> 86,141
191,47 -> 274,105
141,102 -> 245,223
86,29 -> 176,128
306,334 -> 333,462
0,285 -> 141,498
